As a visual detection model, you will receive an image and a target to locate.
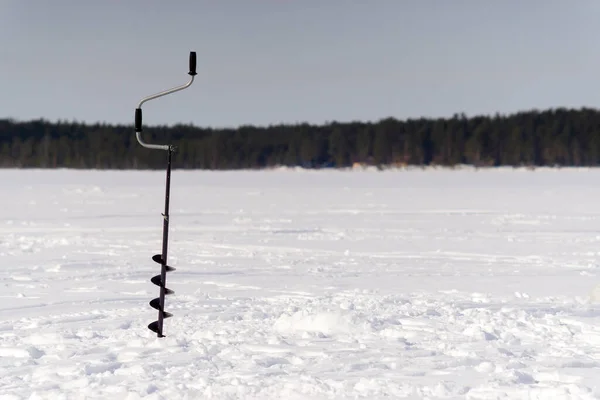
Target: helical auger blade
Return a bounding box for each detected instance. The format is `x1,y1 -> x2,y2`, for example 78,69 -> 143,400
148,254 -> 176,336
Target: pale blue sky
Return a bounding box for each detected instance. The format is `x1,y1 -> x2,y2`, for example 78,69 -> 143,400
1,1 -> 599,128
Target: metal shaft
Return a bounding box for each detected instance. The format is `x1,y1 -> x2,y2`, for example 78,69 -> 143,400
156,148 -> 172,337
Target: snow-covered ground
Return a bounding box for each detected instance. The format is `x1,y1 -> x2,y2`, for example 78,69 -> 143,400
1,167 -> 599,399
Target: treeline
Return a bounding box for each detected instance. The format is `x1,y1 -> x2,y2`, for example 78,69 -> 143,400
2,107 -> 600,169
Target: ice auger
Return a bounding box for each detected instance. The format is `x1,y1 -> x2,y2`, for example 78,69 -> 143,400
134,51 -> 197,337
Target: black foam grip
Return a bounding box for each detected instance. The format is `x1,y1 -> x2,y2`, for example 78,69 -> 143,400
189,51 -> 197,76
135,108 -> 142,132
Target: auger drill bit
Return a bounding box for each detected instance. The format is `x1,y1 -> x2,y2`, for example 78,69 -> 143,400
134,51 -> 197,337
148,254 -> 175,337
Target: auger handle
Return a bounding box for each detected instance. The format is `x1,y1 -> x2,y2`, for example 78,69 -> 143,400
135,51 -> 197,151
135,108 -> 142,132
189,51 -> 197,76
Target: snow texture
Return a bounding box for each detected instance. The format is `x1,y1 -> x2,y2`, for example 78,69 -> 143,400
1,167 -> 599,399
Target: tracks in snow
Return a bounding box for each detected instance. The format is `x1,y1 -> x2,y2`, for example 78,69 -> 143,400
1,287 -> 599,399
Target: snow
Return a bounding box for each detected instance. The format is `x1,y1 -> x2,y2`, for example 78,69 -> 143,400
1,167 -> 600,399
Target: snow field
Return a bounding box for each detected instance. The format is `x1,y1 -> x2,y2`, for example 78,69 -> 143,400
1,168 -> 599,399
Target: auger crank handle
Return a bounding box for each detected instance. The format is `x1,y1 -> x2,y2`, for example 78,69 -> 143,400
134,51 -> 197,151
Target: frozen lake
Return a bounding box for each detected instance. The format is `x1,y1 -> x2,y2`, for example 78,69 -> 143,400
1,167 -> 599,399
